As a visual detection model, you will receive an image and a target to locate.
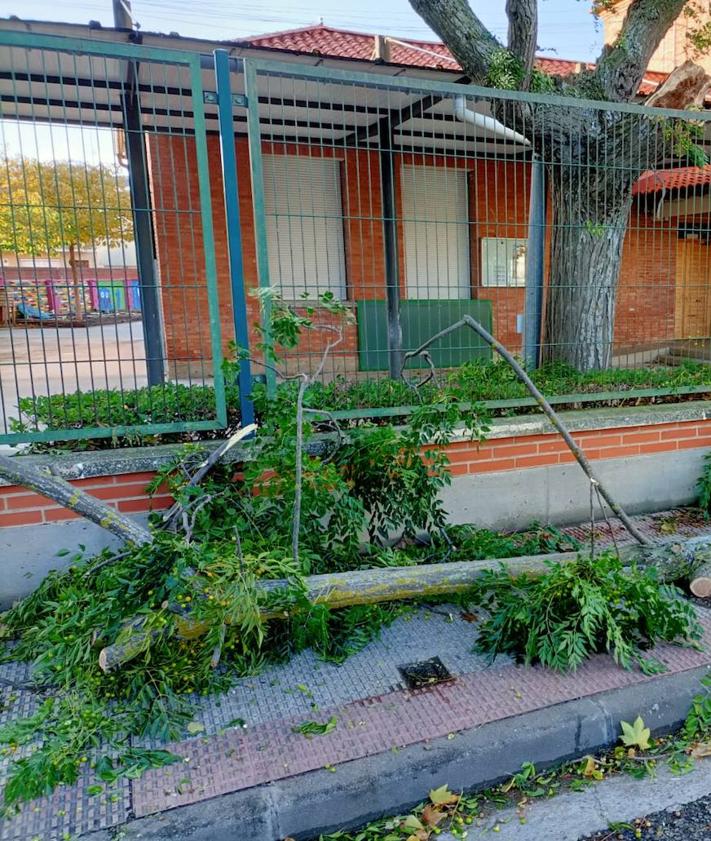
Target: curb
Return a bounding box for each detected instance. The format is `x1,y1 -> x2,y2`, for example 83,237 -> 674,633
83,664 -> 711,841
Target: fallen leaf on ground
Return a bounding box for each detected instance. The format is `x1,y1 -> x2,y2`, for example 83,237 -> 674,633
429,784 -> 459,806
422,804 -> 446,826
186,721 -> 205,735
691,741 -> 711,758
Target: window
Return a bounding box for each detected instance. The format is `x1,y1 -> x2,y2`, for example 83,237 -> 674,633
480,237 -> 528,287
401,165 -> 470,300
263,155 -> 346,299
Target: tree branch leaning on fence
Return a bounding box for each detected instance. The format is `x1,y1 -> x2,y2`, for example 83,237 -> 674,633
401,314 -> 653,548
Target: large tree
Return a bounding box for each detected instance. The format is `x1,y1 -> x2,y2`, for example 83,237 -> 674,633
0,156 -> 133,315
409,0 -> 711,370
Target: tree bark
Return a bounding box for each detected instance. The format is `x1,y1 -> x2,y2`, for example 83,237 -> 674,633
543,169 -> 633,370
506,0 -> 537,89
408,0 -> 501,84
0,454 -> 152,546
595,0 -> 690,102
98,535 -> 706,671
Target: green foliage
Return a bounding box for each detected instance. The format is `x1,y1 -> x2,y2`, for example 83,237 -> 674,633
0,156 -> 132,257
292,715 -> 338,737
471,552 -> 702,672
21,357 -> 711,451
11,380 -> 240,448
486,49 -> 525,90
696,452 -> 711,518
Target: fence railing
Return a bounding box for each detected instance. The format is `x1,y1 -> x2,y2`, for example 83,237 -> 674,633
3,29 -> 711,444
0,30 -> 226,444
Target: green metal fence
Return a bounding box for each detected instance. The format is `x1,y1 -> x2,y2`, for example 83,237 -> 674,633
242,56 -> 711,418
4,30 -> 711,445
0,31 -> 226,444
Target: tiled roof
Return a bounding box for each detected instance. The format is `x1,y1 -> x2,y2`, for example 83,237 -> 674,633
242,24 -> 587,76
241,24 -> 698,101
633,165 -> 711,195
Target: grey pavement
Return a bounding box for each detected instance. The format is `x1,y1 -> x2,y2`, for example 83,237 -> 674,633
0,321 -> 147,434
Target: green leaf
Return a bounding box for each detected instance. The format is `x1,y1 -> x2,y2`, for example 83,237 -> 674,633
186,721 -> 205,736
86,784 -> 103,796
620,716 -> 651,751
401,814 -> 425,831
429,784 -> 459,805
292,716 -> 338,738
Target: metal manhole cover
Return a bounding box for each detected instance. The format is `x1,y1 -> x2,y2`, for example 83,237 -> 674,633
398,656 -> 454,689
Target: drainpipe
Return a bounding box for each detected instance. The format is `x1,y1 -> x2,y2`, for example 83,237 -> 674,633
452,96 -> 530,147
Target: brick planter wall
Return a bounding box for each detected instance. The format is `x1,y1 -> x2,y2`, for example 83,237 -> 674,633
2,411 -> 710,528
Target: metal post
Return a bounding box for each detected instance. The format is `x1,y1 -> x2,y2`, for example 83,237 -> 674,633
244,59 -> 276,398
114,0 -> 164,385
112,0 -> 133,30
524,155 -> 545,370
121,75 -> 165,386
214,49 -> 255,427
379,118 -> 402,379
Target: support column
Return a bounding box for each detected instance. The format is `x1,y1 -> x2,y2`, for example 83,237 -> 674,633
214,49 -> 255,427
121,71 -> 165,386
524,155 -> 546,370
379,119 -> 402,379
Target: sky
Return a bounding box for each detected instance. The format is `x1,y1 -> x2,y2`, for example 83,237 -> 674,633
3,0 -> 605,63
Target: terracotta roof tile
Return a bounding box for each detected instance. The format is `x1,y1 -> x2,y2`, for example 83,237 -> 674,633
241,25 -> 681,99
633,166 -> 711,195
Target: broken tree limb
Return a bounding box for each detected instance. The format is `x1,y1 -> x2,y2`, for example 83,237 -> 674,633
402,315 -> 653,548
0,453 -> 152,546
161,423 -> 258,530
98,536 -> 706,671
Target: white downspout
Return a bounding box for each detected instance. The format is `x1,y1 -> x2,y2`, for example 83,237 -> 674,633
453,95 -> 530,147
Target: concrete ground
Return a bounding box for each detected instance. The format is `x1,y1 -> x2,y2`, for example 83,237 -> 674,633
0,321 -> 147,434
439,758 -> 711,841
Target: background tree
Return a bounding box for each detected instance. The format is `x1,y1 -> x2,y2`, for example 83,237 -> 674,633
0,156 -> 133,315
409,0 -> 711,370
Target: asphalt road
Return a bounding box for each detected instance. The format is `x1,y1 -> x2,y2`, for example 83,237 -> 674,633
580,793 -> 711,840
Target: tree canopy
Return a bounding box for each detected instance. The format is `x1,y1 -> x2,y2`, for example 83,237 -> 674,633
0,156 -> 133,258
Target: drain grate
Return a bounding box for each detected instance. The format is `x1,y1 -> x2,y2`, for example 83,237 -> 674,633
398,656 -> 454,690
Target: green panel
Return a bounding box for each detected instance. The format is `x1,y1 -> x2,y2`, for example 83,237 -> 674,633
356,300 -> 493,372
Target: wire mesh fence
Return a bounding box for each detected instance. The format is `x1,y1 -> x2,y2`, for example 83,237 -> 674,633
243,59 -> 711,413
4,31 -> 711,444
0,32 -> 226,444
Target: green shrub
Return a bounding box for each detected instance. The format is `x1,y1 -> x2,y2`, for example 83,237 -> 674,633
471,552 -> 702,672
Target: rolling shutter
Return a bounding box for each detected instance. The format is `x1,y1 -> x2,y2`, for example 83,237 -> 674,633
263,155 -> 346,299
401,165 -> 470,300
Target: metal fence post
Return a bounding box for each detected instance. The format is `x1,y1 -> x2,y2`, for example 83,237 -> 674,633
244,59 -> 276,399
524,154 -> 546,370
379,118 -> 403,379
121,63 -> 166,386
214,49 -> 255,427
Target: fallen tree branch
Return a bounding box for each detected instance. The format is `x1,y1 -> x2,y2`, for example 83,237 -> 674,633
402,315 -> 653,548
97,535 -> 707,671
0,454 -> 152,546
161,423 -> 257,530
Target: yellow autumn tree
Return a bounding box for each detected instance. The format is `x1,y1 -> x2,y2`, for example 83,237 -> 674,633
0,156 -> 133,314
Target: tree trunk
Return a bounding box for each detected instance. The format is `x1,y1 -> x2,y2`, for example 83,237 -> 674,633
543,168 -> 633,371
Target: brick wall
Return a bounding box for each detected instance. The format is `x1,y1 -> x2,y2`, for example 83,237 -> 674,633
147,133 -> 680,376
2,416 -> 710,527
0,472 -> 173,529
